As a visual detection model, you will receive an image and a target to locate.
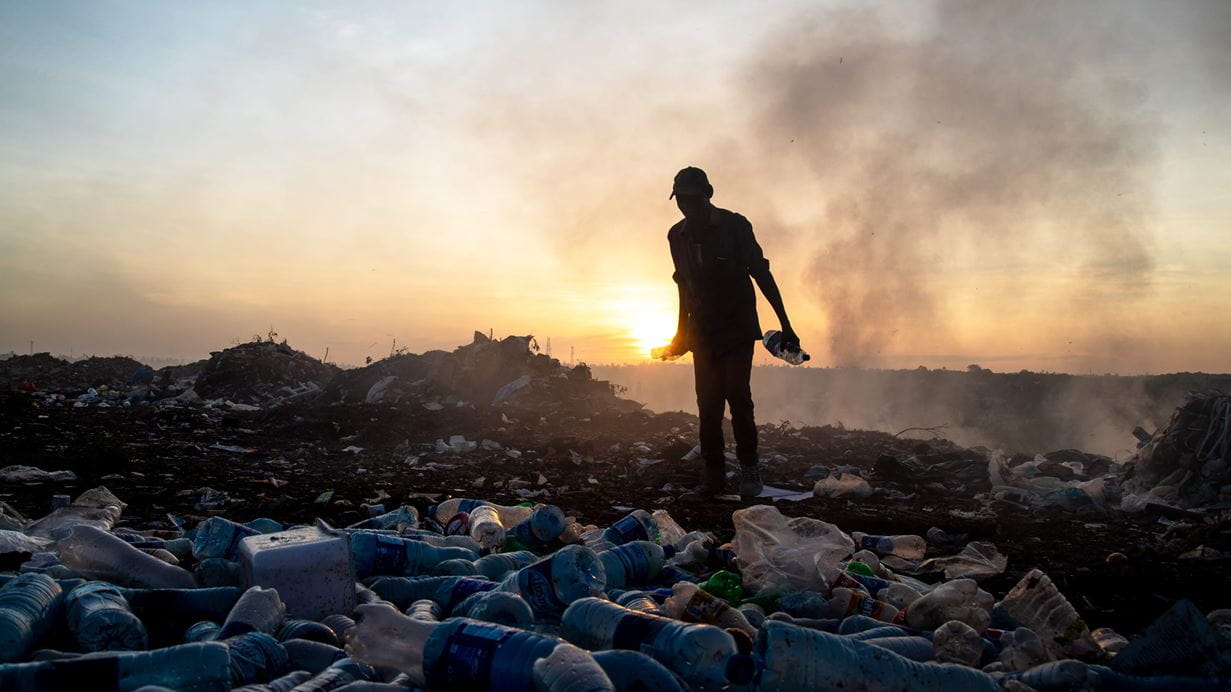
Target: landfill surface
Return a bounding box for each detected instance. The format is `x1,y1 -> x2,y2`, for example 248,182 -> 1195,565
1,333 -> 1228,689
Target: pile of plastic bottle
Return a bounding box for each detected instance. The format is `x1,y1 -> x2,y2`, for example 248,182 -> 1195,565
1,486 -> 1228,691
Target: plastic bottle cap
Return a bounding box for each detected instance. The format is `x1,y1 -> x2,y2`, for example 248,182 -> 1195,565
846,561 -> 875,577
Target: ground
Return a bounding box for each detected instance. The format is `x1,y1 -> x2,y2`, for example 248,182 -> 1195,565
1,390 -> 1227,636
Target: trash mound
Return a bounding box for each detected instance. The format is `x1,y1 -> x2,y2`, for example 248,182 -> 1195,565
1122,392 -> 1231,511
324,331 -> 641,416
1,493 -> 1227,690
1,354 -> 147,395
192,340 -> 340,407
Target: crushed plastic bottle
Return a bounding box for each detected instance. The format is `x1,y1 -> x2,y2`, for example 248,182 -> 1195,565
601,510 -> 662,547
0,573 -> 62,663
599,541 -> 665,588
0,641 -> 233,692
58,524 -> 196,589
850,531 -> 927,560
663,582 -> 757,637
906,578 -> 993,632
65,580 -> 149,651
497,544 -> 606,619
349,531 -> 478,579
561,597 -> 747,690
998,568 -> 1098,658
762,330 -> 810,365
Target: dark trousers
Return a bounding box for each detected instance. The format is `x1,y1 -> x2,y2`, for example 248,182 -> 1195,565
693,341 -> 757,490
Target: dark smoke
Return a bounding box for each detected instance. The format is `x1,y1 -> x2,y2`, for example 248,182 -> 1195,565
743,1 -> 1159,365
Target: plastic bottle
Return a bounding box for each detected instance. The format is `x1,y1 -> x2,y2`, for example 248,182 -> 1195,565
422,618 -> 561,690
561,597 -> 746,690
433,499 -> 535,526
406,599 -> 441,623
195,557 -> 241,587
532,642 -> 614,692
599,541 -> 665,588
321,614 -> 356,643
850,531 -> 927,560
115,533 -> 195,563
466,504 -> 507,550
762,330 -> 810,365
349,531 -> 478,579
245,517 -> 287,534
65,581 -> 148,652
737,602 -> 766,629
601,510 -> 661,546
616,591 -> 669,617
185,620 -> 221,642
592,649 -> 685,692
193,516 -> 262,560
58,524 -> 197,589
650,510 -> 687,547
933,620 -> 984,666
474,551 -> 538,580
433,576 -> 498,612
293,658 -> 375,691
997,569 -> 1097,658
0,641 -> 233,692
432,558 -> 478,576
276,618 -> 339,645
220,586 -> 287,638
0,573 -> 62,663
880,581 -> 925,610
368,576 -> 465,609
225,630 -> 291,686
755,620 -> 999,691
283,638 -> 347,673
346,505 -> 419,532
452,590 -> 535,629
699,570 -> 742,601
497,544 -> 606,619
827,587 -> 903,624
508,505 -> 568,553
663,582 -> 757,637
233,669 -> 311,691
905,578 -> 993,632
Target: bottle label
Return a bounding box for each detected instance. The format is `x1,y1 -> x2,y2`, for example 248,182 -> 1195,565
851,573 -> 892,594
682,590 -> 726,624
370,534 -> 409,573
446,578 -> 496,606
516,558 -> 566,614
612,611 -> 673,656
457,499 -> 488,514
858,535 -> 892,554
437,622 -> 512,686
610,545 -> 650,582
606,514 -> 650,545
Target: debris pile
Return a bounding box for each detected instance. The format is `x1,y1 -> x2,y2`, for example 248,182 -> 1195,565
0,490 -> 1226,690
191,340 -> 341,407
324,332 -> 639,417
0,354 -> 147,395
1122,392 -> 1231,511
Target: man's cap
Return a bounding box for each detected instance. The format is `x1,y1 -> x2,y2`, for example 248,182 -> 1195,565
670,166 -> 711,199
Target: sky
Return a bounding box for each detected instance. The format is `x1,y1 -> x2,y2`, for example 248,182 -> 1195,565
1,0 -> 1228,372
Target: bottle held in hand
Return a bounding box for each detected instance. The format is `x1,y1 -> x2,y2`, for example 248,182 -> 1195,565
762,330 -> 810,365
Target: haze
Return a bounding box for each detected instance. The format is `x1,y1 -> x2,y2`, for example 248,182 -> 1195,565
2,1 -> 1228,372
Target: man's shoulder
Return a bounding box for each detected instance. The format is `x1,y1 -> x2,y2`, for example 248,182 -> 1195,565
667,218 -> 687,240
714,207 -> 753,232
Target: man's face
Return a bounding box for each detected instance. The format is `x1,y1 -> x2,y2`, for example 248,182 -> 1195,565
675,193 -> 710,221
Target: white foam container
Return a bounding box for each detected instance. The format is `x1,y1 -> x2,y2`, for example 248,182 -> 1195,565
238,522 -> 356,620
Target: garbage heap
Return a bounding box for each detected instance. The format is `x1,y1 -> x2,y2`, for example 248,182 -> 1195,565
1,489 -> 1227,690
0,354 -> 147,396
323,332 -> 641,417
1121,392 -> 1231,511
191,340 -> 341,408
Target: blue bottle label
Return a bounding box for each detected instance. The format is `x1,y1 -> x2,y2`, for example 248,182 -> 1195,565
612,611 -> 674,656
371,534 -> 409,573
516,558 -> 565,614
448,578 -> 496,604
458,499 -> 488,513
858,535 -> 892,554
606,514 -> 649,545
852,573 -> 892,594
438,622 -> 510,686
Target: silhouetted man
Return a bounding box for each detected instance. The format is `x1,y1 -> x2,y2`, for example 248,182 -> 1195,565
664,166 -> 799,500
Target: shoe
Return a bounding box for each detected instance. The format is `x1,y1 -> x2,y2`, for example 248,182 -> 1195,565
739,466 -> 764,497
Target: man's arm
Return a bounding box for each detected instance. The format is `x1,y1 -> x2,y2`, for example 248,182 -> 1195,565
739,221 -> 799,348
671,271 -> 690,353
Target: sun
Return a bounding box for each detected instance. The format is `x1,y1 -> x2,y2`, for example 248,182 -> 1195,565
628,309 -> 678,359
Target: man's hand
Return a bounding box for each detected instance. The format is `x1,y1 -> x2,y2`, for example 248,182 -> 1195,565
780,327 -> 801,352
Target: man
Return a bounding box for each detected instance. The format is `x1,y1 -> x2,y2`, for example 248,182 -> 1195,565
664,166 -> 800,500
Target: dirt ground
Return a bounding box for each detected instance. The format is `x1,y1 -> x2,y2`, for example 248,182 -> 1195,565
2,390 -> 1227,636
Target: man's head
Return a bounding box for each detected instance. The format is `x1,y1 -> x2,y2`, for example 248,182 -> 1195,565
670,166 -> 713,221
